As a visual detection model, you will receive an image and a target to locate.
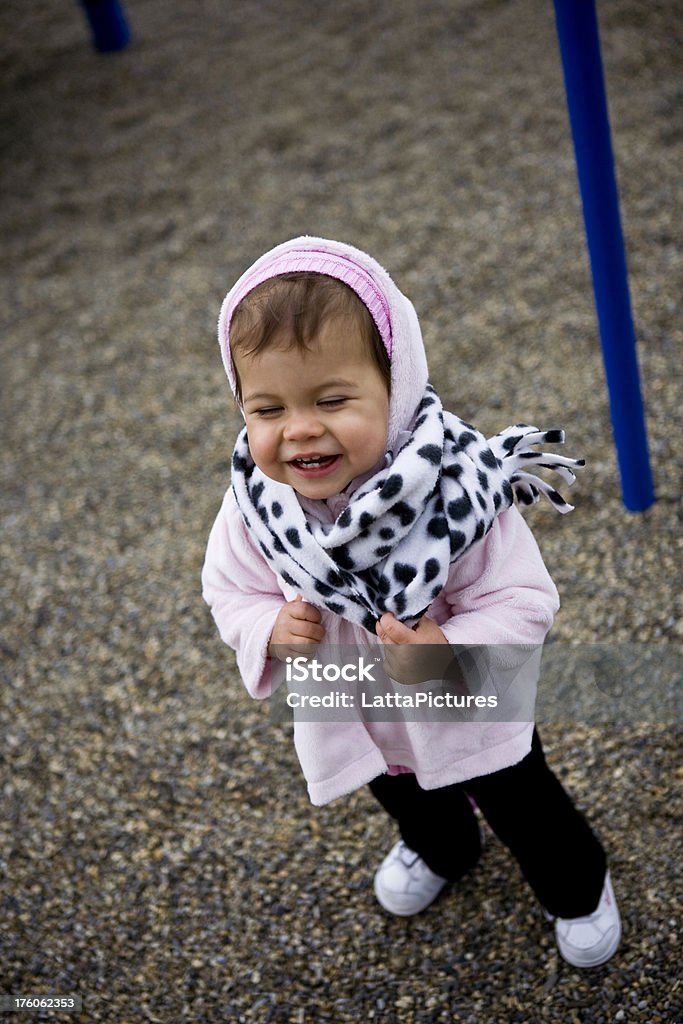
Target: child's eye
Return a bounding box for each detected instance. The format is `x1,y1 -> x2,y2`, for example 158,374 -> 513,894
318,397 -> 347,409
254,406 -> 283,417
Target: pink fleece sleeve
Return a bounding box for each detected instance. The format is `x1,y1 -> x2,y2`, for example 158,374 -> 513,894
201,489 -> 286,699
436,505 -> 560,646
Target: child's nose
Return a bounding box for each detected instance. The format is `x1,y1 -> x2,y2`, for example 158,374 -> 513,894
283,410 -> 325,441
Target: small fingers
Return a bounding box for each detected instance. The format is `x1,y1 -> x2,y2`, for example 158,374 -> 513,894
377,612 -> 414,644
289,597 -> 323,624
292,621 -> 325,644
375,619 -> 395,644
271,623 -> 325,660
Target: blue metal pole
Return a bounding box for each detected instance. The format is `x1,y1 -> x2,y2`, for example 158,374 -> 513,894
80,0 -> 131,53
553,0 -> 655,512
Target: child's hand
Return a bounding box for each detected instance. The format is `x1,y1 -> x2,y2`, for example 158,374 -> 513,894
376,612 -> 448,646
375,612 -> 456,685
268,595 -> 325,660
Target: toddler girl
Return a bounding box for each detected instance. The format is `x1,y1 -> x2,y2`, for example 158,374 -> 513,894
202,236 -> 620,967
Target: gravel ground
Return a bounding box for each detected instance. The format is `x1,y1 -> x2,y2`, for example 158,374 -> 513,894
1,1 -> 681,1021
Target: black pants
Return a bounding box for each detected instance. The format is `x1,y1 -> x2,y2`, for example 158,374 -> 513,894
368,729 -> 607,918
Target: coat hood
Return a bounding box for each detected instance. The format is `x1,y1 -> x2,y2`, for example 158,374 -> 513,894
217,236 -> 429,455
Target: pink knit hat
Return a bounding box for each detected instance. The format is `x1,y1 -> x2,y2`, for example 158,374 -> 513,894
218,239 -> 393,396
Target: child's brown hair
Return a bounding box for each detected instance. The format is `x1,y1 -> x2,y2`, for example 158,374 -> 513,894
230,272 -> 391,404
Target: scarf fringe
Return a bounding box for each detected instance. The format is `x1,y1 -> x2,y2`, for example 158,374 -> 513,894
489,425 -> 585,515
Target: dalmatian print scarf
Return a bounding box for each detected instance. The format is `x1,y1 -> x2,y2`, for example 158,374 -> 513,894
230,383 -> 584,633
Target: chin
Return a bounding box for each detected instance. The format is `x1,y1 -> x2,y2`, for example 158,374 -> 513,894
295,485 -> 339,500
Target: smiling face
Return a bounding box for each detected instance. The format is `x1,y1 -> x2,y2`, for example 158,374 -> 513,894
235,314 -> 390,500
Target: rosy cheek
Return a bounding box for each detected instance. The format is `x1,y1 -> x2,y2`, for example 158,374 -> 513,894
246,428 -> 265,458
251,427 -> 280,467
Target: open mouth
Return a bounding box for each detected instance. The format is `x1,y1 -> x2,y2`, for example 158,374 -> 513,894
288,454 -> 342,476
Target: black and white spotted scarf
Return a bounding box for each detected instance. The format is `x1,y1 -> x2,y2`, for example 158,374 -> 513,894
231,384 -> 584,633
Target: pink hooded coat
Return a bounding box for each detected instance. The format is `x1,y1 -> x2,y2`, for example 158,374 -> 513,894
202,237 -> 560,805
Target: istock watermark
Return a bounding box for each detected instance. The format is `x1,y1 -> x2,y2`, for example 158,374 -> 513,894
267,642 -> 681,725
285,654 -> 379,684
270,642 -> 541,723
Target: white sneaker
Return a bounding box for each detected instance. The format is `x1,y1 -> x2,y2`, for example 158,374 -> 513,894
554,871 -> 621,967
373,840 -> 448,916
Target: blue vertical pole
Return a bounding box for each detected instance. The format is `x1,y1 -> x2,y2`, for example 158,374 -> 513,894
553,0 -> 655,512
80,0 -> 131,52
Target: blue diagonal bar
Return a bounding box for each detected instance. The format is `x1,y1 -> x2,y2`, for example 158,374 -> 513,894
553,0 -> 655,512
